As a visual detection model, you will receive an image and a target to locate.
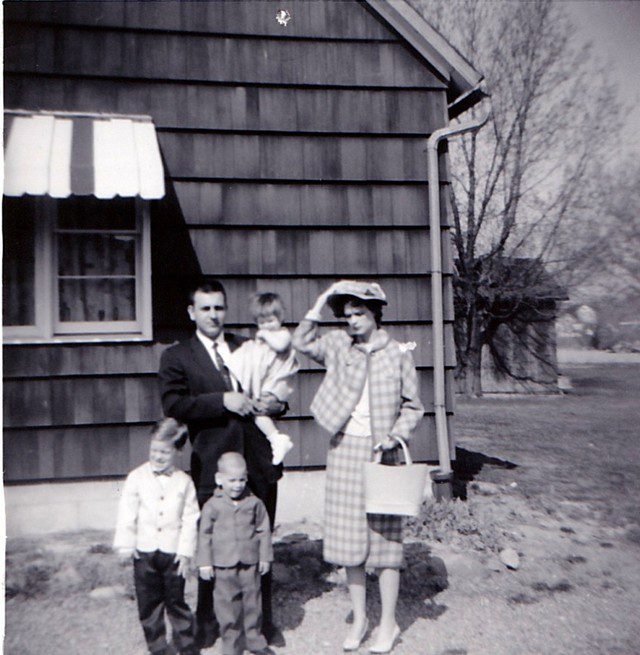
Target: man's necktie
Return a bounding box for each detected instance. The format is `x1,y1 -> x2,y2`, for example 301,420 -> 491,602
212,342 -> 233,391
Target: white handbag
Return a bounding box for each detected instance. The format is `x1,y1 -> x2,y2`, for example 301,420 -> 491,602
364,436 -> 429,517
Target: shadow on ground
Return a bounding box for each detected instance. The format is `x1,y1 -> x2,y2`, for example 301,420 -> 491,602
271,534 -> 449,636
452,447 -> 518,500
270,533 -> 334,632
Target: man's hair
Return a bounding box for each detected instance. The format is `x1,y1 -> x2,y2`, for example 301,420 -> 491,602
249,292 -> 284,323
217,451 -> 247,474
333,296 -> 384,327
188,279 -> 227,306
150,417 -> 188,450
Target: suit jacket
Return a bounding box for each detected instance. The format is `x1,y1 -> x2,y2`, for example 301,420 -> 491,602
196,489 -> 273,568
158,333 -> 282,499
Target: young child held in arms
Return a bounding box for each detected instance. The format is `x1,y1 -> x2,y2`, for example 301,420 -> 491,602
228,292 -> 298,465
113,418 -> 200,655
197,452 -> 274,655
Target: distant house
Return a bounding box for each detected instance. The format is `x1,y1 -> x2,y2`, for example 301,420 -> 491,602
3,1 -> 484,490
470,258 -> 569,393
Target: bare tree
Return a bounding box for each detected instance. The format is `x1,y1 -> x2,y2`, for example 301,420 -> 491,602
594,157 -> 640,300
411,0 -> 620,395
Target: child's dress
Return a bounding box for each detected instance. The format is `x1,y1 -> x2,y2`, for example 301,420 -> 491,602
228,327 -> 299,404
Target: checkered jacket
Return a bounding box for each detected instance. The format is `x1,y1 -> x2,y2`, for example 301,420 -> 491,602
295,326 -> 424,441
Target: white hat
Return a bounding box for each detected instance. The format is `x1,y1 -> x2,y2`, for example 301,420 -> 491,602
327,280 -> 387,317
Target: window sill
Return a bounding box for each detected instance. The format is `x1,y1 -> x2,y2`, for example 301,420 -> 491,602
3,334 -> 154,346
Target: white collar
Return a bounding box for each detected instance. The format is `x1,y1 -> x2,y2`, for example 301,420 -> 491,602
196,330 -> 226,350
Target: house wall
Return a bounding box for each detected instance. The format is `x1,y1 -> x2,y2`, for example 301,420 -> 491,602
4,0 -> 457,483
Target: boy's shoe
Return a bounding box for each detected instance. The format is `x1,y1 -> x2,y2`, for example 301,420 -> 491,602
268,431 -> 293,465
249,648 -> 276,655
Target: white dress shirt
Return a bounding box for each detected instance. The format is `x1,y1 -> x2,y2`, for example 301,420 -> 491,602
113,462 -> 200,558
196,330 -> 239,390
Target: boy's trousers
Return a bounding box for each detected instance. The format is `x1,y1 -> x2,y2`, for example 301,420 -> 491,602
133,550 -> 197,655
213,563 -> 267,655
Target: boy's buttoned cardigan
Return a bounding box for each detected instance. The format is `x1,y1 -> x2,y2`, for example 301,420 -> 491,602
295,327 -> 424,441
113,462 -> 199,557
196,489 -> 273,568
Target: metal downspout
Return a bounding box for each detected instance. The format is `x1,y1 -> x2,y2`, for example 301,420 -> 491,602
427,112 -> 489,496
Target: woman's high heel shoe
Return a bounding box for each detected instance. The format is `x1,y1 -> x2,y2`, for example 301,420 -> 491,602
368,624 -> 400,654
343,618 -> 369,651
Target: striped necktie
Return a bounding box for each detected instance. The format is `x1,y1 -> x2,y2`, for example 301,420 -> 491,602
212,342 -> 233,391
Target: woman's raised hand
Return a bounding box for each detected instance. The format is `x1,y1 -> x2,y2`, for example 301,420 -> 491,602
305,282 -> 341,321
316,281 -> 341,305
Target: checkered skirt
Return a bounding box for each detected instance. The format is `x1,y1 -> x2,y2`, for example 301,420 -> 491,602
324,432 -> 404,568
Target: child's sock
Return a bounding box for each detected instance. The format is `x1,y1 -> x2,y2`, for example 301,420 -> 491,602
267,431 -> 294,465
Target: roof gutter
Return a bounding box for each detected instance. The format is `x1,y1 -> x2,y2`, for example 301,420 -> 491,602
427,111 -> 490,492
447,84 -> 490,120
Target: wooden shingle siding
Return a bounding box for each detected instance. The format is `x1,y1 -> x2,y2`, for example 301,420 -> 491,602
4,0 -> 461,481
173,183 -> 449,227
6,1 -> 393,40
6,25 -> 446,88
4,415 -> 449,482
190,228 -> 454,276
3,343 -> 167,377
218,276 -> 455,324
3,424 -> 155,481
5,78 -> 447,135
3,376 -> 160,428
3,365 -> 453,431
158,133 -> 446,182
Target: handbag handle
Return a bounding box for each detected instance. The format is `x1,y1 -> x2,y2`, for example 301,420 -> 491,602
373,435 -> 412,465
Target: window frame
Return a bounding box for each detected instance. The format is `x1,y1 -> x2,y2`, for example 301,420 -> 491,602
2,196 -> 153,344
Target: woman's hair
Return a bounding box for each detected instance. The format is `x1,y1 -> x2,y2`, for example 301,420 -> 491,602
150,417 -> 188,450
249,292 -> 285,322
332,296 -> 384,327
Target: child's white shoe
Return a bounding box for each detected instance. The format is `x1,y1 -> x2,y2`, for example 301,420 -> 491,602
268,431 -> 293,465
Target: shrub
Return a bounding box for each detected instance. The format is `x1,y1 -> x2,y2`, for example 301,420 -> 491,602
406,498 -> 509,553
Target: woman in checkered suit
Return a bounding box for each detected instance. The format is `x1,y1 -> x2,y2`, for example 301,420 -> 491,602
293,281 -> 424,654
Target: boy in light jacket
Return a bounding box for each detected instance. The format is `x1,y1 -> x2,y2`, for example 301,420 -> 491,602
114,418 -> 200,655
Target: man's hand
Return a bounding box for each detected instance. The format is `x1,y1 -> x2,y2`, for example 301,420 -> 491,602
175,555 -> 191,578
199,566 -> 215,581
259,561 -> 271,576
253,393 -> 286,417
223,391 -> 254,416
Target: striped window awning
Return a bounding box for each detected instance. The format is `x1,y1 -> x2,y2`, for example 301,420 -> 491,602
3,110 -> 165,199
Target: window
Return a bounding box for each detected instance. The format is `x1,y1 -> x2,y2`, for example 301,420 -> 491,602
2,196 -> 152,342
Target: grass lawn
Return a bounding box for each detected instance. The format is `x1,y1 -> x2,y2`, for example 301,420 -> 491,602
454,363 -> 640,531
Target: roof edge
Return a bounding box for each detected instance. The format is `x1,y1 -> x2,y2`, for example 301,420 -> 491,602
363,0 -> 484,106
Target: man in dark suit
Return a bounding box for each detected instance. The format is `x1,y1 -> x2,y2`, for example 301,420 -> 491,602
158,279 -> 285,649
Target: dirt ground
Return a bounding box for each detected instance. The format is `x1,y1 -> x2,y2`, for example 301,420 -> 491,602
5,362 -> 640,655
